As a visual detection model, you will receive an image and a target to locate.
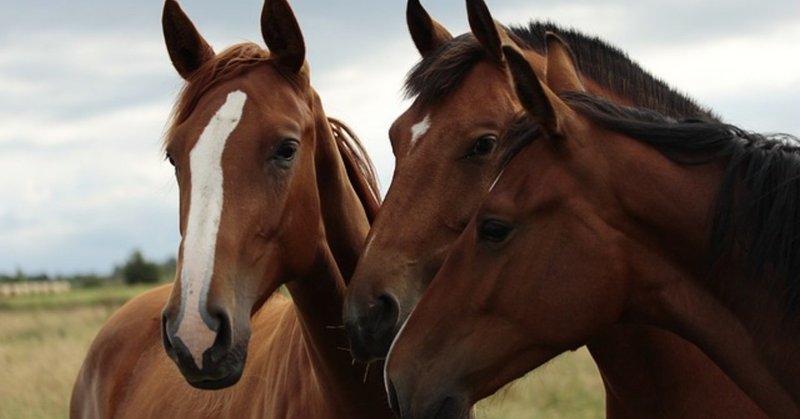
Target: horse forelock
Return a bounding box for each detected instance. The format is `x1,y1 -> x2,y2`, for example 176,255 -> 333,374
403,33 -> 488,107
163,42 -> 305,151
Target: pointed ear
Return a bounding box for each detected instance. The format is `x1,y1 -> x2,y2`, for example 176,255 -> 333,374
407,0 -> 453,57
467,0 -> 512,63
545,32 -> 585,93
504,46 -> 562,136
162,0 -> 215,80
261,0 -> 305,74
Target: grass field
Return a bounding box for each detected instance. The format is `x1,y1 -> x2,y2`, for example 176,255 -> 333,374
0,284 -> 604,419
0,284 -> 155,419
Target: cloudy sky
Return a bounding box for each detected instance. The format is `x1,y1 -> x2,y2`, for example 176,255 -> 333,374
1,0 -> 798,275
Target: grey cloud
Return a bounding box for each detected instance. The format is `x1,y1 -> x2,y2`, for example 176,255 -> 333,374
1,0 -> 798,274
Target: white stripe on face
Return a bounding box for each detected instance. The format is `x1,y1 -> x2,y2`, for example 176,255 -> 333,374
175,90 -> 247,369
408,114 -> 432,153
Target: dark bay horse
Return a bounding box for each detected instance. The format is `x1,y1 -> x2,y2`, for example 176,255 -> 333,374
345,0 -> 762,416
384,33 -> 800,419
70,1 -> 390,417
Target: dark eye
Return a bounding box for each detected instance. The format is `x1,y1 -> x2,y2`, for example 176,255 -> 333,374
478,218 -> 513,243
273,139 -> 299,165
165,153 -> 175,167
467,135 -> 497,158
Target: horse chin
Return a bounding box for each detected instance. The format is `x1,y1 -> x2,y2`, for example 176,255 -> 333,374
345,323 -> 394,362
170,338 -> 249,390
389,384 -> 471,419
186,368 -> 243,390
427,396 -> 472,419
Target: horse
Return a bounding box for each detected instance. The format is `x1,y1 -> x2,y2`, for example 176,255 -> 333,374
69,1 -> 391,418
384,32 -> 800,419
344,0 -> 764,416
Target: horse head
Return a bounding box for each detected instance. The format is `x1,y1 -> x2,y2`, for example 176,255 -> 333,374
344,0 -> 532,362
160,0 -> 329,389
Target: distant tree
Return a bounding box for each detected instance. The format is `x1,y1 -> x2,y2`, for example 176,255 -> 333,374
121,250 -> 160,285
28,273 -> 50,282
72,274 -> 106,288
14,267 -> 26,283
159,256 -> 177,282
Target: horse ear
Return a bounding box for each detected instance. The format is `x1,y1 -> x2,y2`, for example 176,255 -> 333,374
467,0 -> 512,63
407,0 -> 453,57
545,32 -> 585,93
504,46 -> 563,136
261,0 -> 306,74
162,0 -> 215,80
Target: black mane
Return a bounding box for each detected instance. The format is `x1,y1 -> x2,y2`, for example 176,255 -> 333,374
405,21 -> 716,121
513,92 -> 800,314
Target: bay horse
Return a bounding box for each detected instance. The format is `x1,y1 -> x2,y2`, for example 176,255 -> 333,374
344,0 -> 763,416
384,33 -> 800,419
70,1 -> 391,418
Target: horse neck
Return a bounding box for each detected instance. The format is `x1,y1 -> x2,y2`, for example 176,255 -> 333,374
594,134 -> 800,415
284,98 -> 387,417
288,93 -> 370,325
287,97 -> 369,331
312,107 -> 371,282
586,325 -> 769,417
691,248 -> 800,409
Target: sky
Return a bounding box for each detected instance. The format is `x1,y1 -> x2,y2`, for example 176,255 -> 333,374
1,0 -> 798,275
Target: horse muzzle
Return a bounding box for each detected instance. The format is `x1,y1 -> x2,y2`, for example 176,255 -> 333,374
161,309 -> 249,389
386,374 -> 472,419
343,290 -> 402,362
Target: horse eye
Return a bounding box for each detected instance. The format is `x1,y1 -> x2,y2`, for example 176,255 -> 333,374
478,219 -> 513,243
273,139 -> 299,164
468,135 -> 497,158
166,153 -> 175,167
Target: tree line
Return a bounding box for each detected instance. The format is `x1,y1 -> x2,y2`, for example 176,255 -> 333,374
0,250 -> 176,287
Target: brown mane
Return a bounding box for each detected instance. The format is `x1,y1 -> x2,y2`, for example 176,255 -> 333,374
405,22 -> 717,121
328,117 -> 382,222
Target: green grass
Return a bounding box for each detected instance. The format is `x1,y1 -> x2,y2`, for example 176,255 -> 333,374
0,283 -> 155,311
477,348 -> 605,418
0,284 -> 605,419
0,283 -> 161,419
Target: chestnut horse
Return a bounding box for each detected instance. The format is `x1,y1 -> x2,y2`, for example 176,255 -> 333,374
345,0 -> 762,417
70,1 -> 391,418
384,34 -> 800,418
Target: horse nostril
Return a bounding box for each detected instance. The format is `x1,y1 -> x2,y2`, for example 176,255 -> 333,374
161,313 -> 175,354
206,309 -> 232,364
369,293 -> 400,338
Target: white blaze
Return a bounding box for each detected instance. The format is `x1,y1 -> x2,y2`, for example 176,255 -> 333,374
408,114 -> 432,153
175,90 -> 247,369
